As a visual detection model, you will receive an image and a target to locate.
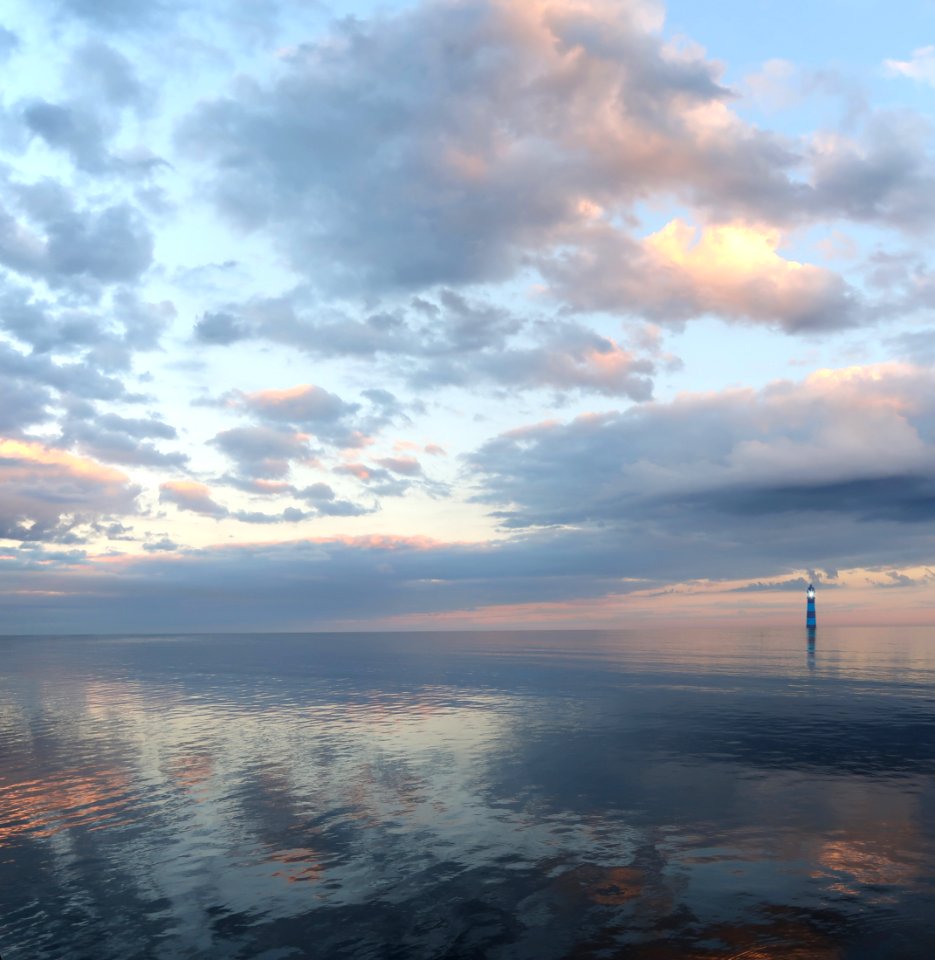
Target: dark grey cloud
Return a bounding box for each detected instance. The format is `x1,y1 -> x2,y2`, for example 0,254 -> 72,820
466,364 -> 935,578
0,528 -> 648,632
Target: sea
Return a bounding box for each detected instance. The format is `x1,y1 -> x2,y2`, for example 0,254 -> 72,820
1,626 -> 934,959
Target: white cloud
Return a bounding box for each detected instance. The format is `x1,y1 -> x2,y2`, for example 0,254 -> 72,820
885,46 -> 935,86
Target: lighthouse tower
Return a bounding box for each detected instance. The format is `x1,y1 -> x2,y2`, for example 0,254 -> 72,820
806,583 -> 817,634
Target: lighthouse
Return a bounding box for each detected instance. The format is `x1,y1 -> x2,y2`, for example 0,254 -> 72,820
806,583 -> 817,635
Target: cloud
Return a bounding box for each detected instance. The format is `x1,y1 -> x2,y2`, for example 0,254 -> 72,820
375,456 -> 423,477
0,339 -> 141,402
0,376 -> 52,433
59,409 -> 187,468
0,27 -> 18,61
0,437 -> 140,541
0,531 -> 643,631
211,426 -> 314,480
68,40 -> 147,108
885,46 -> 935,86
0,285 -> 174,372
160,480 -> 228,518
467,363 -> 935,578
23,100 -> 112,174
807,113 -> 935,233
731,577 -> 837,593
211,385 -> 382,459
52,0 -> 179,31
0,181 -> 153,287
237,385 -> 359,433
158,476 -> 372,525
178,0 -> 803,295
195,289 -> 659,397
873,569 -> 935,588
21,41 -> 158,176
193,311 -> 249,345
544,219 -> 864,332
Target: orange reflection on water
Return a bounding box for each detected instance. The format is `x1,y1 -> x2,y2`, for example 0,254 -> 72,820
547,862 -> 649,908
0,767 -> 134,844
814,837 -> 917,895
165,752 -> 215,799
268,847 -> 323,883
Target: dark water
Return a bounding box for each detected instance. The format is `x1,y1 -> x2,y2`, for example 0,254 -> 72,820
2,627 -> 935,959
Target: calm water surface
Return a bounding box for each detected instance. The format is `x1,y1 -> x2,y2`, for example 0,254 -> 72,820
1,627 -> 935,959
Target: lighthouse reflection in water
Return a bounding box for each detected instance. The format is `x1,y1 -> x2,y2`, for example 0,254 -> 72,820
806,583 -> 817,651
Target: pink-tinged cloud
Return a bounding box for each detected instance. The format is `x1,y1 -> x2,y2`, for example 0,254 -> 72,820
0,437 -> 139,541
160,480 -> 228,518
885,46 -> 935,86
334,462 -> 374,481
546,219 -> 862,332
424,444 -> 447,457
375,456 -> 423,477
240,384 -> 354,424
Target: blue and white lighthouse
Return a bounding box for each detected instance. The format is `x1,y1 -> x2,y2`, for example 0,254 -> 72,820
806,583 -> 817,634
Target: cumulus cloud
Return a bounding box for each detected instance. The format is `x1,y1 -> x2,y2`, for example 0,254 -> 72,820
0,437 -> 140,541
211,426 -> 314,480
178,0 -> 804,295
546,219 -> 864,332
245,384 -> 351,422
160,480 -> 228,517
375,456 -> 423,477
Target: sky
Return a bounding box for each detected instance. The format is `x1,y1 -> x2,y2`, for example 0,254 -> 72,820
2,0 -> 935,633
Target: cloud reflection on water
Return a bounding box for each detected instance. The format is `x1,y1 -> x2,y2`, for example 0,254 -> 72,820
1,628 -> 934,958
